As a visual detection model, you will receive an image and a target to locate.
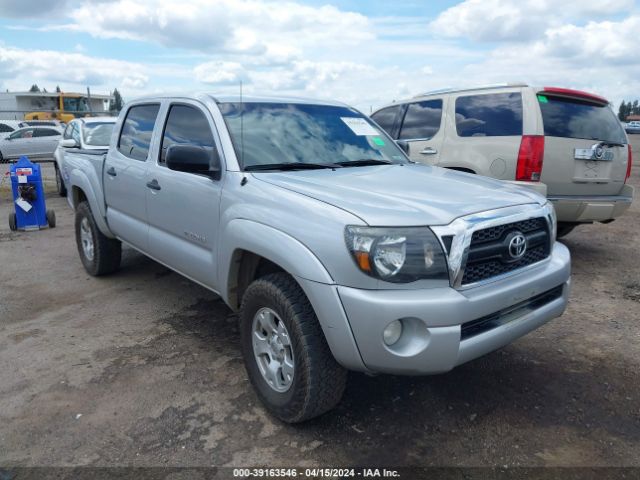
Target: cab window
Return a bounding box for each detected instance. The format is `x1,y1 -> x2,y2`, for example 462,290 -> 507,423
159,104 -> 216,165
118,104 -> 160,161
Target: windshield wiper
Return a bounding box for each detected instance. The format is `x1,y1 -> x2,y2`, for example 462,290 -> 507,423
244,162 -> 341,171
335,158 -> 394,167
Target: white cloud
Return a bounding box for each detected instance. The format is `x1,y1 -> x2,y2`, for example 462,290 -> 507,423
0,45 -> 149,92
194,61 -> 247,85
62,0 -> 372,65
0,0 -> 68,18
430,0 -> 635,42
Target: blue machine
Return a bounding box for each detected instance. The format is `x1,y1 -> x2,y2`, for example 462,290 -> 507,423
8,156 -> 56,231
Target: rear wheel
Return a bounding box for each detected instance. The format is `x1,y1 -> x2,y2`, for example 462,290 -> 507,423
55,165 -> 67,197
239,273 -> 347,423
557,222 -> 577,238
75,201 -> 121,276
46,209 -> 56,228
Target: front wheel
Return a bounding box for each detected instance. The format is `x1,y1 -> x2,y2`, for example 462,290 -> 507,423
75,201 -> 121,276
239,273 -> 347,423
55,165 -> 67,197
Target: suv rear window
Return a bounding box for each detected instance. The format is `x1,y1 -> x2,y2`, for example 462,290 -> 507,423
539,95 -> 626,144
455,92 -> 522,137
118,104 -> 160,161
399,99 -> 443,140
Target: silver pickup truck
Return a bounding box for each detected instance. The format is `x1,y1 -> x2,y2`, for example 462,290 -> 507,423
65,93 -> 571,422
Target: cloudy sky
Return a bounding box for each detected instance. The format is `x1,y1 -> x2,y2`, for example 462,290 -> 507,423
0,0 -> 638,111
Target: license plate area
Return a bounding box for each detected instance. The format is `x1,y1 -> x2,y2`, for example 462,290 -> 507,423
573,158 -> 612,182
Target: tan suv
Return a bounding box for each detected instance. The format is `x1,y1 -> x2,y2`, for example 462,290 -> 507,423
372,84 -> 634,237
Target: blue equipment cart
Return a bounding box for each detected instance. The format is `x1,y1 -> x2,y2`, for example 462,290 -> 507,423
8,156 -> 56,231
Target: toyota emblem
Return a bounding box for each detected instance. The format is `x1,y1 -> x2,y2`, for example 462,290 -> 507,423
508,232 -> 527,260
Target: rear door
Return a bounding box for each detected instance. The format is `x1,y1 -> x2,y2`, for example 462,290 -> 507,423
145,101 -> 224,289
104,103 -> 161,250
536,90 -> 628,196
441,91 -> 524,178
33,128 -> 62,158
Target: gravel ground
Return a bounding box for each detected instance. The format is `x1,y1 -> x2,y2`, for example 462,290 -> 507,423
0,141 -> 639,475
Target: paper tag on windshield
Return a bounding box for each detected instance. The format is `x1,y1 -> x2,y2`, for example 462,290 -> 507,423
341,117 -> 380,136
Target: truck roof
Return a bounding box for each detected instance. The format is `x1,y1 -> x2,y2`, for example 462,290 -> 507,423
126,92 -> 349,108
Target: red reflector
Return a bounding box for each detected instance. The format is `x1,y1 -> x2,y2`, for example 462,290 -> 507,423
541,87 -> 608,105
516,135 -> 545,182
627,144 -> 633,183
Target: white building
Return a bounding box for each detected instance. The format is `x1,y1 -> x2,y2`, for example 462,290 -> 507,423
0,91 -> 113,120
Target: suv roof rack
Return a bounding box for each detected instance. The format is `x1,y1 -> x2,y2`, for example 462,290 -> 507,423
413,83 -> 529,98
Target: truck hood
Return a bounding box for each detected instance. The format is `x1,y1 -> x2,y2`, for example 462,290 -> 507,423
253,163 -> 546,226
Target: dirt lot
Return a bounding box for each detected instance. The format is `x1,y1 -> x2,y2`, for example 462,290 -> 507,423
1,141 -> 639,474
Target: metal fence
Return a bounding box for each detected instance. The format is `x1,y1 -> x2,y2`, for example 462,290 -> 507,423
0,110 -> 116,121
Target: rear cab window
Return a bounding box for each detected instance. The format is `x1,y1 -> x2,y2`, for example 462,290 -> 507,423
455,92 -> 523,137
118,104 -> 160,161
537,95 -> 626,144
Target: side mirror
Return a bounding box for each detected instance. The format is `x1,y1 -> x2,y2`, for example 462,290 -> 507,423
166,144 -> 221,179
396,140 -> 411,155
61,138 -> 78,148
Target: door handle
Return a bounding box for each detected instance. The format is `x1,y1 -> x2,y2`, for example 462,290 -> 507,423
106,167 -> 117,177
419,147 -> 438,155
146,179 -> 161,191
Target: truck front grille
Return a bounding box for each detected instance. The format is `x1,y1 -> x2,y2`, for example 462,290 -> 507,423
461,217 -> 550,285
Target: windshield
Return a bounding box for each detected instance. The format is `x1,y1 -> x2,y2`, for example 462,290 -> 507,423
83,122 -> 115,146
539,95 -> 627,144
218,102 -> 408,169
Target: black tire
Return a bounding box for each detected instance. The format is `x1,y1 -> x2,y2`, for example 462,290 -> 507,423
8,212 -> 17,231
239,272 -> 347,423
75,201 -> 121,276
55,165 -> 67,197
46,209 -> 56,228
557,222 -> 577,238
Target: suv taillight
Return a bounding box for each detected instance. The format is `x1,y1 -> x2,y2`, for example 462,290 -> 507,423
516,135 -> 545,182
626,144 -> 633,183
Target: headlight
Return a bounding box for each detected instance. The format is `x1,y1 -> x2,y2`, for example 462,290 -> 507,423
345,226 -> 449,283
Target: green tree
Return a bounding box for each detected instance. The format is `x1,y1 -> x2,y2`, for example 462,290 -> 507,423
109,88 -> 124,113
618,100 -> 627,121
55,85 -> 61,93
29,84 -> 40,92
633,100 -> 639,116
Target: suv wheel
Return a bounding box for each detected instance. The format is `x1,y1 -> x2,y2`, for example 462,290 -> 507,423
239,273 -> 347,423
75,201 -> 121,276
557,222 -> 577,238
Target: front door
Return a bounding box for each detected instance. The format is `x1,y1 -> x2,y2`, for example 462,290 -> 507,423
145,102 -> 223,289
396,98 -> 447,166
104,103 -> 161,250
4,128 -> 35,159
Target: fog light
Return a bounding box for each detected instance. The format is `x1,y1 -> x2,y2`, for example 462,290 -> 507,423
383,320 -> 402,346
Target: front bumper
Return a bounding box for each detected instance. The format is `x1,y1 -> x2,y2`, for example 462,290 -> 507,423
549,184 -> 634,222
326,242 -> 570,375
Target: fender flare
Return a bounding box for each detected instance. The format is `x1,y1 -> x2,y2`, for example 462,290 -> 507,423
219,219 -> 334,305
69,168 -> 115,238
